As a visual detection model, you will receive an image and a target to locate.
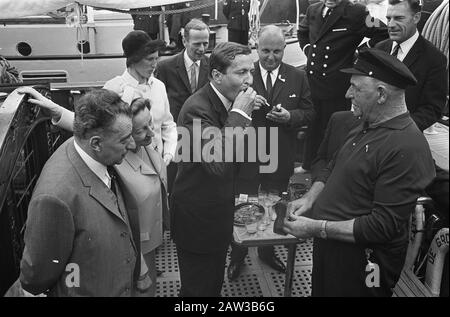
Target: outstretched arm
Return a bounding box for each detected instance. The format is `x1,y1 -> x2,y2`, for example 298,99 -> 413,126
17,86 -> 74,132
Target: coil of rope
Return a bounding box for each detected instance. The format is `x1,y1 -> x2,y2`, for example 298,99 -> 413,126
0,56 -> 21,84
422,0 -> 449,67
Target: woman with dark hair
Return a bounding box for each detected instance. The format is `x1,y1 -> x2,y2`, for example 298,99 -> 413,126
18,87 -> 167,297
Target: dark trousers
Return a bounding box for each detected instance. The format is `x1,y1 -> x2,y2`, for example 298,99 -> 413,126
303,96 -> 351,170
312,238 -> 393,297
229,243 -> 275,263
167,161 -> 177,195
177,246 -> 228,297
228,29 -> 248,45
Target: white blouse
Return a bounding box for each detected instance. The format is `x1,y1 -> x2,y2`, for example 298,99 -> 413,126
103,70 -> 177,158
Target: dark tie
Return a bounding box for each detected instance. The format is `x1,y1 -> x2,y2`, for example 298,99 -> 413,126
107,166 -> 118,198
266,70 -> 273,99
190,63 -> 197,93
391,44 -> 400,58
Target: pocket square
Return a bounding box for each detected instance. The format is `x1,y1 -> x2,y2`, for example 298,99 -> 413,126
332,28 -> 347,32
289,94 -> 297,98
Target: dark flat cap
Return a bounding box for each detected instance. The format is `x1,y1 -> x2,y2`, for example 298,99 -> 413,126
341,48 -> 417,89
122,30 -> 164,59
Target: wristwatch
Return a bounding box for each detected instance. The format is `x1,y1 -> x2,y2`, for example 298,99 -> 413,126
319,220 -> 328,239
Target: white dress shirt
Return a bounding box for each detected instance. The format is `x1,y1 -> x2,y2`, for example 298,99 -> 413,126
392,30 -> 419,62
73,139 -> 110,187
184,50 -> 200,86
259,63 -> 280,91
210,83 -> 252,121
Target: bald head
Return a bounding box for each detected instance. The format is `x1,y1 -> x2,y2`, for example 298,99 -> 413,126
257,25 -> 286,71
258,25 -> 286,44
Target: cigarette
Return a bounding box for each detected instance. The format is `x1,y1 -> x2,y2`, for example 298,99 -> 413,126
275,104 -> 282,112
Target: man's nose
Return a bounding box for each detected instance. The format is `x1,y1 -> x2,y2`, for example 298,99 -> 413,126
246,72 -> 254,86
345,87 -> 352,99
127,137 -> 136,150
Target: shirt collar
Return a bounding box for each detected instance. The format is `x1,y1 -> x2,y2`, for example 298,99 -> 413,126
122,69 -> 154,88
394,30 -> 419,57
210,83 -> 233,111
259,63 -> 280,81
367,112 -> 413,130
73,139 -> 109,187
184,50 -> 200,70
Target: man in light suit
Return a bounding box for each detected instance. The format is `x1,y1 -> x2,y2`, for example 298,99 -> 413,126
375,0 -> 448,131
155,18 -> 210,194
297,0 -> 388,170
171,42 -> 259,297
20,89 -> 140,296
229,25 -> 315,280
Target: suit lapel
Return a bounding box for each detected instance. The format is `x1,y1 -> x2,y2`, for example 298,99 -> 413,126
315,1 -> 347,43
66,140 -> 125,222
198,56 -> 209,88
176,51 -> 192,92
402,36 -> 424,69
145,146 -> 168,191
271,63 -> 286,103
206,84 -> 229,126
253,62 -> 267,99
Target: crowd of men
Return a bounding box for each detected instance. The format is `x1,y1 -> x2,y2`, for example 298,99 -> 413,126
16,0 -> 448,297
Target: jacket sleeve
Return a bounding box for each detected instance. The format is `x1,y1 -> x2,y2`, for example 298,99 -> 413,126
311,113 -> 336,182
297,6 -> 311,52
223,1 -> 230,19
160,87 -> 178,158
287,71 -> 315,129
20,195 -> 74,295
181,105 -> 251,179
410,53 -> 448,131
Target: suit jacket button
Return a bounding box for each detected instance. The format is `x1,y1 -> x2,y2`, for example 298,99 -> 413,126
121,231 -> 127,237
310,62 -> 314,66
313,44 -> 317,48
309,71 -> 314,74
126,258 -> 131,264
322,73 -> 326,76
323,64 -> 328,68
325,55 -> 328,59
312,53 -> 316,57
326,46 -> 330,50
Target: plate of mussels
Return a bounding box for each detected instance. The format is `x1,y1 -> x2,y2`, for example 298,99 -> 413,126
234,202 -> 265,227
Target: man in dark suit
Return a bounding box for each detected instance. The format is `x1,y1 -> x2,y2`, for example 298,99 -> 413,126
223,0 -> 251,45
229,25 -> 315,280
375,0 -> 448,131
297,0 -> 388,170
130,7 -> 160,40
171,42 -> 261,297
20,89 -> 141,296
156,18 -> 210,194
156,18 -> 210,123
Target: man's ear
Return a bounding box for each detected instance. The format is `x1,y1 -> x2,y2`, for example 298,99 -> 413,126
211,69 -> 223,84
89,136 -> 102,152
413,12 -> 421,25
376,85 -> 388,104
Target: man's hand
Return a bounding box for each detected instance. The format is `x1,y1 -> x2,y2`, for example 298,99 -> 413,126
233,87 -> 257,116
282,213 -> 319,240
17,86 -> 64,122
253,95 -> 269,111
163,153 -> 173,166
266,105 -> 291,123
287,196 -> 314,218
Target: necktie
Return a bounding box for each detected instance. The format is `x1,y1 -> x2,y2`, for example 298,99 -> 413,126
107,166 -> 118,198
190,63 -> 197,93
266,70 -> 273,99
391,44 -> 400,58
